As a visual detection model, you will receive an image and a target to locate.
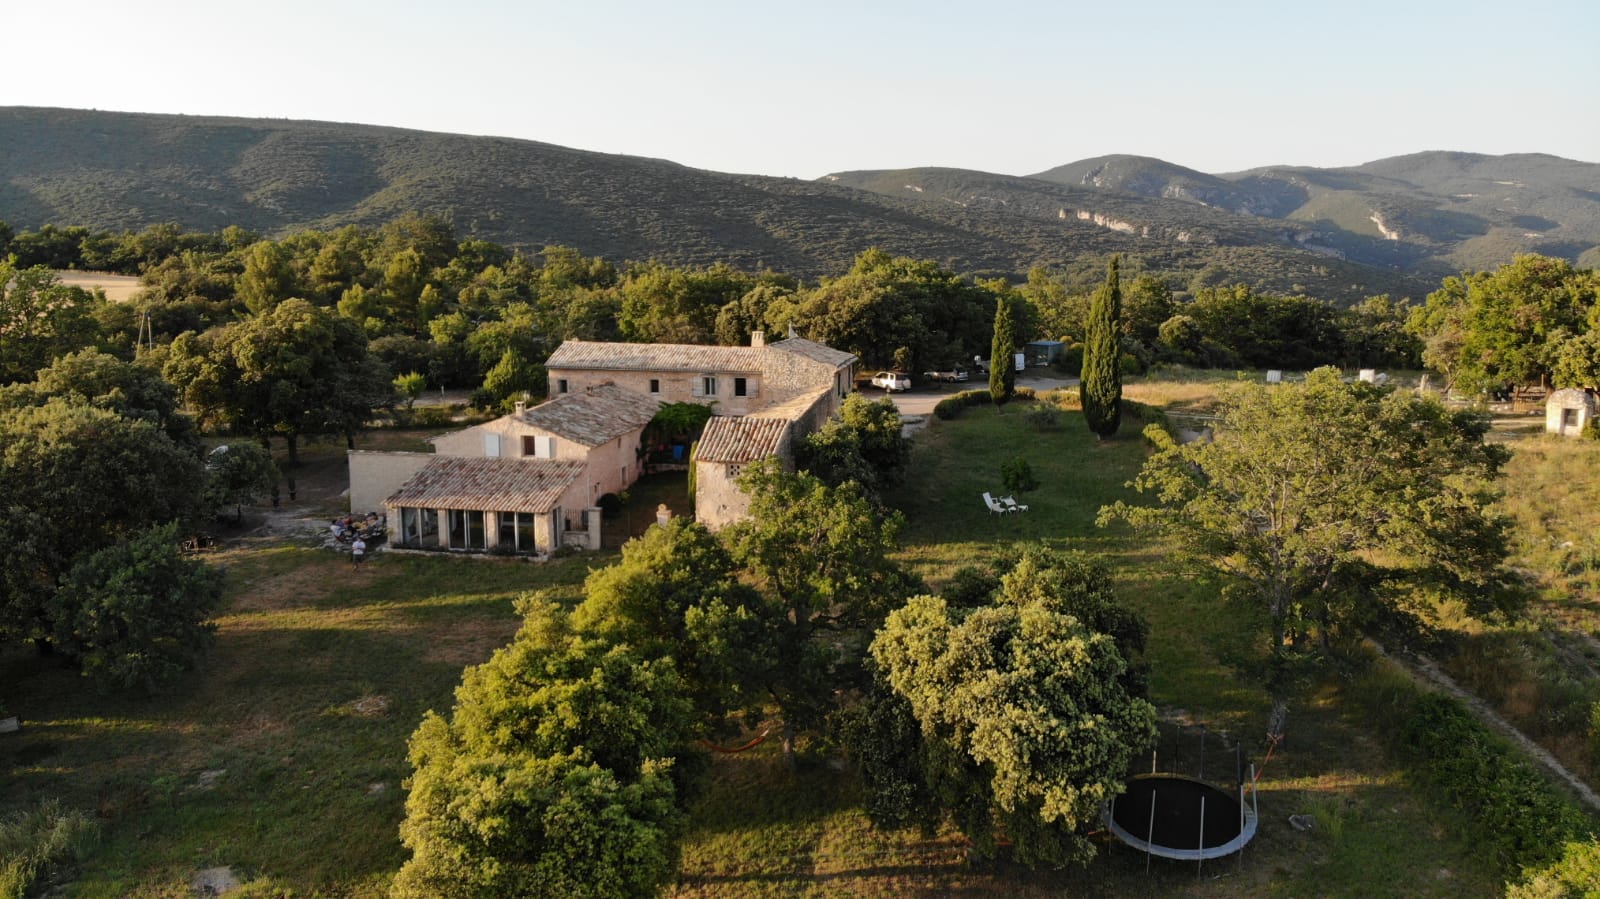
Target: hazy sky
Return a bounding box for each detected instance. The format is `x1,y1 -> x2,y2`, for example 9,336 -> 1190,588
8,0 -> 1597,179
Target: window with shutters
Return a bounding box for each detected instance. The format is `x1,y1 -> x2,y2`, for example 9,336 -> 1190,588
734,377 -> 748,397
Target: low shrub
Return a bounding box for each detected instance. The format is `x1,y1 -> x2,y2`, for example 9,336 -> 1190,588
1022,405 -> 1060,430
0,800 -> 96,899
1123,400 -> 1171,432
412,406 -> 455,428
1053,343 -> 1084,374
1509,838 -> 1600,897
1397,692 -> 1592,872
933,389 -> 991,420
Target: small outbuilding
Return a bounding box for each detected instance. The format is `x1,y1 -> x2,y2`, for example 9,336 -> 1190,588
1024,340 -> 1065,368
1546,388 -> 1596,438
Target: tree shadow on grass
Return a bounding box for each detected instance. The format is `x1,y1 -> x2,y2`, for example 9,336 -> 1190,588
12,518 -> 644,892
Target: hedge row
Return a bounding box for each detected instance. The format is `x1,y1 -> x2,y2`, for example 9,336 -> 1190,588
1363,677 -> 1595,876
932,387 -> 1035,420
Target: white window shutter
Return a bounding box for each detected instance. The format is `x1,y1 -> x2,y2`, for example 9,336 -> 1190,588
484,433 -> 501,457
691,378 -> 704,397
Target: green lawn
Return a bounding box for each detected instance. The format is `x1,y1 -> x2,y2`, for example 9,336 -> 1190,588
3,546 -> 597,896
668,402 -> 1500,897
3,404 -> 1508,895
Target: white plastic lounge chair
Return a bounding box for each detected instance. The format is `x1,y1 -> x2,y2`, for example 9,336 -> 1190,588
982,492 -> 1013,515
1001,496 -> 1029,512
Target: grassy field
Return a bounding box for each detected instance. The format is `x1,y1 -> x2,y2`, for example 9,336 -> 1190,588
52,270 -> 144,303
0,396 -> 1524,896
3,534 -> 598,895
669,396 -> 1501,897
1426,433 -> 1600,790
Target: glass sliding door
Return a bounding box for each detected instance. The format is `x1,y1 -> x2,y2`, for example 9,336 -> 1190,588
448,510 -> 486,550
400,508 -> 439,547
497,511 -> 537,552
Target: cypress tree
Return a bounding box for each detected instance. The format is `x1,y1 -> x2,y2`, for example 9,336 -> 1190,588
1082,255 -> 1122,438
990,296 -> 1016,409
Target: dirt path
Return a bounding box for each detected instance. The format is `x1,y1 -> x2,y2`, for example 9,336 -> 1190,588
251,505 -> 330,539
1375,643 -> 1600,812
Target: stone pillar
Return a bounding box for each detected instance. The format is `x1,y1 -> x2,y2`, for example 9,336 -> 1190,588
656,504 -> 672,527
484,511 -> 500,551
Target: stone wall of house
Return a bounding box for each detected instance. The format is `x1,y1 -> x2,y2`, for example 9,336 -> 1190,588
348,451 -> 434,516
694,389 -> 833,531
761,351 -> 850,416
433,418 -> 592,462
694,427 -> 796,531
573,433 -> 646,504
546,367 -> 768,416
695,458 -> 749,532
780,388 -> 834,439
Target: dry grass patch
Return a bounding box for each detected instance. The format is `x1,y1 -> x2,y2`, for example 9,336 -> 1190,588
53,269 -> 143,302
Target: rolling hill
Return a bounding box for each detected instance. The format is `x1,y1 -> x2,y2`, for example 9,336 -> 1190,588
3,107 -> 1589,303
1024,151 -> 1600,275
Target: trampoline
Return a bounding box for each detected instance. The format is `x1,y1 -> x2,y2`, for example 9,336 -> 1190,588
1107,773 -> 1258,861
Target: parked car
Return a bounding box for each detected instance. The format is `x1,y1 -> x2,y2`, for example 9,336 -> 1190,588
870,371 -> 912,392
922,366 -> 970,383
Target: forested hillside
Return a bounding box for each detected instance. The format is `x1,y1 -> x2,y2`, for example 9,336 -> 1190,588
0,107 -> 1443,301
1024,151 -> 1600,275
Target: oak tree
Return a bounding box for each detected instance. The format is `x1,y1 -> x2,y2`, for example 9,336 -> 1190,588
867,548 -> 1156,867
394,601 -> 692,898
1100,368 -> 1514,694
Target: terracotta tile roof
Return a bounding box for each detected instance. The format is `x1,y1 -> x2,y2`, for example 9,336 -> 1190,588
385,457 -> 584,514
752,387 -> 830,421
768,337 -> 856,367
546,340 -> 766,374
520,383 -> 659,446
696,416 -> 791,463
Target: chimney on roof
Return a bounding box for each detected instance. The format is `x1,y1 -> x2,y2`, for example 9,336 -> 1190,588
514,400 -> 526,414
751,330 -> 765,348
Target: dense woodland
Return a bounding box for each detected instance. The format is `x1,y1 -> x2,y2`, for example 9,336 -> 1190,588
7,111 -> 1598,305
0,214 -> 1437,419
6,206 -> 1600,895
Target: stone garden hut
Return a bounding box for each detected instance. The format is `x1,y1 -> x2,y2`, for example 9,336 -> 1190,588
1545,388 -> 1596,437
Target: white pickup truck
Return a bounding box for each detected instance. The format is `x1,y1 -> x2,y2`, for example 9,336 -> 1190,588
869,371 -> 912,392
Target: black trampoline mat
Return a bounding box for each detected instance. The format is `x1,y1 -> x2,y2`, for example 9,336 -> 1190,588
1111,775 -> 1244,850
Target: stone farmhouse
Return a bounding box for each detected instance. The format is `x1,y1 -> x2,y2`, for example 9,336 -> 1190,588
348,332 -> 856,556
